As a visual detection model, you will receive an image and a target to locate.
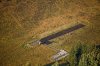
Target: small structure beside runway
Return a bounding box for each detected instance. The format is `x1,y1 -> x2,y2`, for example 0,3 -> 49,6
51,50 -> 68,61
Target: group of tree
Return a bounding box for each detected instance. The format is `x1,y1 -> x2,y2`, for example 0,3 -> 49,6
51,43 -> 100,66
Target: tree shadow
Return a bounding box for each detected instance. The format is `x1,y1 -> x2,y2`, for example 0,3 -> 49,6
96,44 -> 100,49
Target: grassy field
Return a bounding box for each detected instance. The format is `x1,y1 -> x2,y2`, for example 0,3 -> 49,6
0,0 -> 100,66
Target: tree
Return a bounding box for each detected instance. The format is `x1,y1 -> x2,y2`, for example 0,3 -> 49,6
68,43 -> 100,66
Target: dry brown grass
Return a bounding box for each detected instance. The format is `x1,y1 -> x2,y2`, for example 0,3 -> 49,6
0,0 -> 100,66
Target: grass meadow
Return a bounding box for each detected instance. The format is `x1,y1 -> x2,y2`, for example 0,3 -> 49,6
0,0 -> 100,66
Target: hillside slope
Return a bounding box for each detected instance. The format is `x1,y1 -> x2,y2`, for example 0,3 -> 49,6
0,0 -> 100,66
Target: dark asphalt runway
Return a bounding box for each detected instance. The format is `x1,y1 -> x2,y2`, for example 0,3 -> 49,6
39,24 -> 85,44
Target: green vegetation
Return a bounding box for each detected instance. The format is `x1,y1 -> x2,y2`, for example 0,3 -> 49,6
51,62 -> 59,66
51,44 -> 100,66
